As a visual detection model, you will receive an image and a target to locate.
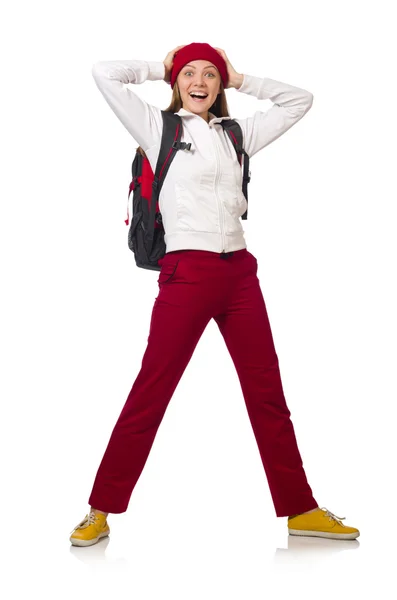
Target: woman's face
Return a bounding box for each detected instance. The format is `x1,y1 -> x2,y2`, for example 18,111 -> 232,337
176,60 -> 221,118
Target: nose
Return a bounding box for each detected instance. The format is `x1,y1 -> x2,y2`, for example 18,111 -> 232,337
194,74 -> 207,86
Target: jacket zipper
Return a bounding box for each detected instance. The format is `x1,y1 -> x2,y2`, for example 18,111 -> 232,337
211,127 -> 226,252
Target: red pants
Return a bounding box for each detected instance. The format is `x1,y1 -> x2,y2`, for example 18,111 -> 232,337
88,248 -> 318,516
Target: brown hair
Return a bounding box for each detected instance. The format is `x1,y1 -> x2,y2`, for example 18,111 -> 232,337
136,80 -> 231,158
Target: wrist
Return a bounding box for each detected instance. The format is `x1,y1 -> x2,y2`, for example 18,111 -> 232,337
231,73 -> 244,89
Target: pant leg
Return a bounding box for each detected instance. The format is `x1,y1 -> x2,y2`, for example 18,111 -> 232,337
213,251 -> 318,517
88,253 -> 213,513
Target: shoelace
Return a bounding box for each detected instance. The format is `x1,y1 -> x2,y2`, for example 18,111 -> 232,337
320,506 -> 346,527
70,510 -> 99,534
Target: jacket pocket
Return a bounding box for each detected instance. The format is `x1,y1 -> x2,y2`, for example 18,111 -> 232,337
175,179 -> 219,233
236,188 -> 248,217
220,175 -> 245,235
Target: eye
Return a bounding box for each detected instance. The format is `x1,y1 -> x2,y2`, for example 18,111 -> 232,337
185,71 -> 215,77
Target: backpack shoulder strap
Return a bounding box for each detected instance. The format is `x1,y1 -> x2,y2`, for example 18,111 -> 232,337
220,119 -> 243,152
152,111 -> 184,197
220,119 -> 250,220
146,111 -> 184,243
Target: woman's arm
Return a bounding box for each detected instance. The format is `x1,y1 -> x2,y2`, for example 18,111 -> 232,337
234,73 -> 314,158
91,60 -> 165,151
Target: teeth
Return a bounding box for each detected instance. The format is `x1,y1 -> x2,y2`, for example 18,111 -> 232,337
190,93 -> 208,97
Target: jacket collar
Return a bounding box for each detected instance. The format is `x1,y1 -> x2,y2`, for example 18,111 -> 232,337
175,107 -> 232,125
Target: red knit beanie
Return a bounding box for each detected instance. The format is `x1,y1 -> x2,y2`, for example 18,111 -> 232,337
170,43 -> 228,90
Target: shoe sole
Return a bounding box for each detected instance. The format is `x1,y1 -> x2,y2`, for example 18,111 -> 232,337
288,528 -> 360,540
70,530 -> 110,547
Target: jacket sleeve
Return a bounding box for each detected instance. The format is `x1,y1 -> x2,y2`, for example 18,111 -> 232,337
234,73 -> 314,158
91,60 -> 166,151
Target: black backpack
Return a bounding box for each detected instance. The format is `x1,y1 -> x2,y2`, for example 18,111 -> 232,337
125,110 -> 251,271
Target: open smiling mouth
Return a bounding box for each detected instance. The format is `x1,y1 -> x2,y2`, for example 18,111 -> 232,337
189,93 -> 209,103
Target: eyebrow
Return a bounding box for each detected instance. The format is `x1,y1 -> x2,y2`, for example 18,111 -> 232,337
184,64 -> 217,70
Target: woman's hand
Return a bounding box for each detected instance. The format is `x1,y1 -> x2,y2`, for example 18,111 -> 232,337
163,45 -> 186,84
213,47 -> 243,89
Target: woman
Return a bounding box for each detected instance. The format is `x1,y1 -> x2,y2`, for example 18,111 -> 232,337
70,43 -> 359,546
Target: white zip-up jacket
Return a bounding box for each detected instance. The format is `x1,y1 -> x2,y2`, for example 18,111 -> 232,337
91,60 -> 313,254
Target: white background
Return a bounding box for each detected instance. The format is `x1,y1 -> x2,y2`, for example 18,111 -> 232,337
1,0 -> 396,597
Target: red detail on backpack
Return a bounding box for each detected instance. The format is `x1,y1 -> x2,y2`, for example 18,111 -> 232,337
227,130 -> 242,166
141,158 -> 154,200
125,157 -> 160,226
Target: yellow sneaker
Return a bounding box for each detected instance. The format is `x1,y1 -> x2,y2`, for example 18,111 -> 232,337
288,507 -> 360,540
69,510 -> 110,547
